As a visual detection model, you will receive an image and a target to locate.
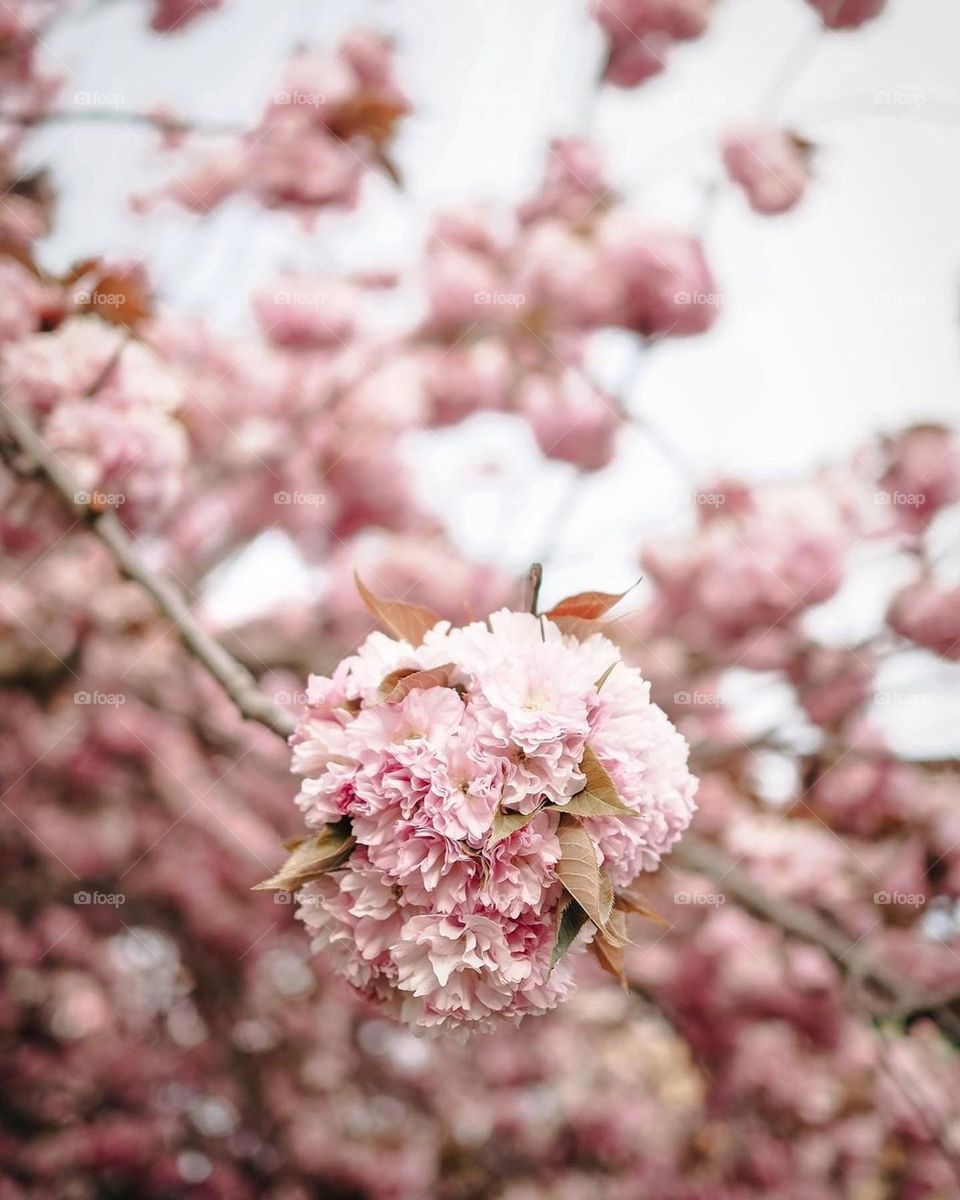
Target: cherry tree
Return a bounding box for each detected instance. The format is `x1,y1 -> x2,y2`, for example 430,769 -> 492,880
3,1 -> 960,1197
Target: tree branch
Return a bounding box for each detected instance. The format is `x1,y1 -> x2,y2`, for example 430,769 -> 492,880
7,406 -> 960,1041
0,107 -> 242,136
0,402 -> 297,740
672,831 -> 960,1043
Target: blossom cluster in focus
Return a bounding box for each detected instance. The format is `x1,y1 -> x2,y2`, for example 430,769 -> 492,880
263,592 -> 697,1035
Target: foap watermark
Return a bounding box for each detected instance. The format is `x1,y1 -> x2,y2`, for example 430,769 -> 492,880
875,289 -> 926,307
273,289 -> 327,307
673,690 -> 725,708
74,690 -> 126,707
674,890 -> 725,907
73,89 -> 126,108
74,489 -> 125,509
874,690 -> 927,707
674,290 -> 723,306
273,89 -> 326,108
274,889 -> 323,908
874,490 -> 926,508
74,289 -> 127,309
874,890 -> 925,908
474,290 -> 526,308
272,690 -> 309,707
694,489 -> 726,509
874,86 -> 927,108
74,890 -> 126,907
274,491 -> 326,507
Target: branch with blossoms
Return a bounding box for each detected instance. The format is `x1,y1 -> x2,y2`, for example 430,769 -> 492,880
5,388 -> 960,1043
6,0 -> 960,1192
0,400 -> 297,740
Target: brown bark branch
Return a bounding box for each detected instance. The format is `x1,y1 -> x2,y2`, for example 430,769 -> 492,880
672,832 -> 960,1042
0,402 -> 297,740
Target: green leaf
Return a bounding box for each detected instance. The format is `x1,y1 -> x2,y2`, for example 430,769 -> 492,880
253,823 -> 355,892
556,817 -> 615,932
487,806 -> 541,849
560,746 -> 635,817
551,895 -> 590,966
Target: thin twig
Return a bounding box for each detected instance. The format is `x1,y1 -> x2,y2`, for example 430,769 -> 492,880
524,562 -> 544,615
0,107 -> 242,136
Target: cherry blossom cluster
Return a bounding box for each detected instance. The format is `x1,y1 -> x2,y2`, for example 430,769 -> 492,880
406,137 -> 718,469
0,314 -> 187,552
589,0 -> 888,90
591,0 -> 714,88
146,30 -> 408,218
277,602 -> 697,1034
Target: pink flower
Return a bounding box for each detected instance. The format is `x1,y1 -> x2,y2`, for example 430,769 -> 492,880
643,482 -> 848,664
597,211 -> 720,335
285,603 -> 697,1033
805,0 -> 886,30
721,124 -> 812,216
602,32 -> 671,88
592,0 -> 713,88
150,0 -> 223,33
252,273 -> 362,348
518,138 -> 612,226
878,424 -> 960,533
518,372 -> 620,472
43,401 -> 187,530
147,32 -> 408,218
593,0 -> 713,40
887,577 -> 960,661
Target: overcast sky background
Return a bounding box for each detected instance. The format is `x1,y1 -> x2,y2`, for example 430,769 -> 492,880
22,0 -> 960,751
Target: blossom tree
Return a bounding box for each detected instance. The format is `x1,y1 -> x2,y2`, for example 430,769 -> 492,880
2,0 -> 960,1197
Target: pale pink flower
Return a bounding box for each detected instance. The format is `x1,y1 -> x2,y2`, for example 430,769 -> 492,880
721,124 -> 812,216
147,32 -> 408,218
878,424 -> 960,533
593,0 -> 713,40
43,401 -> 187,530
592,0 -> 712,88
518,138 -> 612,226
288,606 -> 696,1033
806,0 -> 886,30
597,211 -> 720,335
252,273 -> 362,348
602,32 -> 671,89
887,576 -> 960,661
518,371 -> 620,471
150,0 -> 223,32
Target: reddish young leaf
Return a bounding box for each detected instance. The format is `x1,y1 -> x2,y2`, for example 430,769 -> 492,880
545,588 -> 632,621
354,573 -> 441,646
381,663 -> 458,704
